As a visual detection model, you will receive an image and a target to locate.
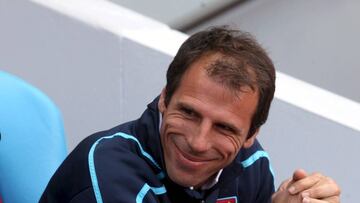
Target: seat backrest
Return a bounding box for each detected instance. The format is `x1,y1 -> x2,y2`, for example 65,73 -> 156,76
0,71 -> 67,203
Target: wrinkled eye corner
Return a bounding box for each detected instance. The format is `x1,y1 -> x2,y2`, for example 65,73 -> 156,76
215,123 -> 239,136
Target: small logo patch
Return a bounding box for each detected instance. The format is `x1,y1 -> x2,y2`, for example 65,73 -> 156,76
216,196 -> 237,203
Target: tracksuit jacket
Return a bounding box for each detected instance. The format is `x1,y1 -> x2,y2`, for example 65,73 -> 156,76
40,97 -> 275,203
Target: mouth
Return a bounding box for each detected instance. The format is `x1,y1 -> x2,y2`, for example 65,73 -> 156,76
173,143 -> 214,169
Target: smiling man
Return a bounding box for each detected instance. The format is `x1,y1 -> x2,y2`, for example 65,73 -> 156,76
40,27 -> 340,203
158,52 -> 261,190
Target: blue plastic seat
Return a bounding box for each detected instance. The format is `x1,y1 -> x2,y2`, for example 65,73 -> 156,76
0,71 -> 67,203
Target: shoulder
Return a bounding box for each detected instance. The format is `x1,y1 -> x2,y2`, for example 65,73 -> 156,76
238,139 -> 273,173
88,131 -> 164,203
234,139 -> 275,202
42,123 -> 163,203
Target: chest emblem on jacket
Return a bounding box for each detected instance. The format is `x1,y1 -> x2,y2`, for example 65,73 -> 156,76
216,196 -> 237,203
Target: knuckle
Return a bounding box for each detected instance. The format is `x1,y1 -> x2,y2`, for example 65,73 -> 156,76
330,195 -> 340,203
325,176 -> 334,182
324,176 -> 335,184
325,177 -> 341,195
335,186 -> 341,195
313,172 -> 323,179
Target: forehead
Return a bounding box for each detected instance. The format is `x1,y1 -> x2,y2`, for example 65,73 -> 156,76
174,53 -> 259,122
182,52 -> 256,96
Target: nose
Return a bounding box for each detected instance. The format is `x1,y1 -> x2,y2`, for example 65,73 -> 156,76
187,120 -> 212,153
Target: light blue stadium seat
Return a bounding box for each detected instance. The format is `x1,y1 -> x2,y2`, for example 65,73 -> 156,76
0,71 -> 67,203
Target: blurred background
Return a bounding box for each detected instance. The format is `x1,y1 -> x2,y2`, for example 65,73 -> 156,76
1,0 -> 359,202
116,0 -> 360,103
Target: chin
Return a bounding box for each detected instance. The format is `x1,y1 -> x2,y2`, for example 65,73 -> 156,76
167,170 -> 205,188
172,176 -> 199,187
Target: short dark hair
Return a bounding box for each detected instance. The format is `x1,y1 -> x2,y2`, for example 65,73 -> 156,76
165,26 -> 276,137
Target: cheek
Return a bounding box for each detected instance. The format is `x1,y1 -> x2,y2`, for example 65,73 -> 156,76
166,117 -> 197,134
216,136 -> 243,158
161,117 -> 192,148
231,136 -> 243,151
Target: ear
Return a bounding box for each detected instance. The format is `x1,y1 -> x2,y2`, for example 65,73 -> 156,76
242,128 -> 260,148
158,88 -> 167,113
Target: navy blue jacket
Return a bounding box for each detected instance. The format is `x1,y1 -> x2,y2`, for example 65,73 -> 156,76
40,97 -> 274,203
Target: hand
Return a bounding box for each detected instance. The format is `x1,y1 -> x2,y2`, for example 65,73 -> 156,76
272,169 -> 341,203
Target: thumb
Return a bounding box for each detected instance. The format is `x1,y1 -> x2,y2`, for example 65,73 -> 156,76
292,169 -> 307,181
287,169 -> 308,195
286,169 -> 308,195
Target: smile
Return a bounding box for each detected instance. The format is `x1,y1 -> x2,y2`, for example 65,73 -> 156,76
173,144 -> 214,169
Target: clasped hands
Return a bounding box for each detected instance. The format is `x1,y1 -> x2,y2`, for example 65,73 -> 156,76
272,169 -> 341,203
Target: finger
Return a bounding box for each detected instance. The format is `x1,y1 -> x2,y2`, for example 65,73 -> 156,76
277,178 -> 292,191
302,196 -> 340,203
301,177 -> 341,199
288,172 -> 323,194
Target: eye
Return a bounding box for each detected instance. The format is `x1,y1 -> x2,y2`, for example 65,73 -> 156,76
180,106 -> 196,117
216,123 -> 236,135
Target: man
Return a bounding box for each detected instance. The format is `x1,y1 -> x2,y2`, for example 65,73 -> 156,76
40,27 -> 340,203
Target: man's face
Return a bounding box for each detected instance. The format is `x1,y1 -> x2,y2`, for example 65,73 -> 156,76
158,54 -> 259,188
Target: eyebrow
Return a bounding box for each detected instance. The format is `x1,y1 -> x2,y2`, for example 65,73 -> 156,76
177,102 -> 201,117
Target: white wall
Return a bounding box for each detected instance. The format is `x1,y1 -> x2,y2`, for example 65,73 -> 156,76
109,0 -> 238,29
188,0 -> 360,103
0,0 -> 186,151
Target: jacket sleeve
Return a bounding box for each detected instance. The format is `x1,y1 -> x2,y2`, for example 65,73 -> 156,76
85,136 -> 165,203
